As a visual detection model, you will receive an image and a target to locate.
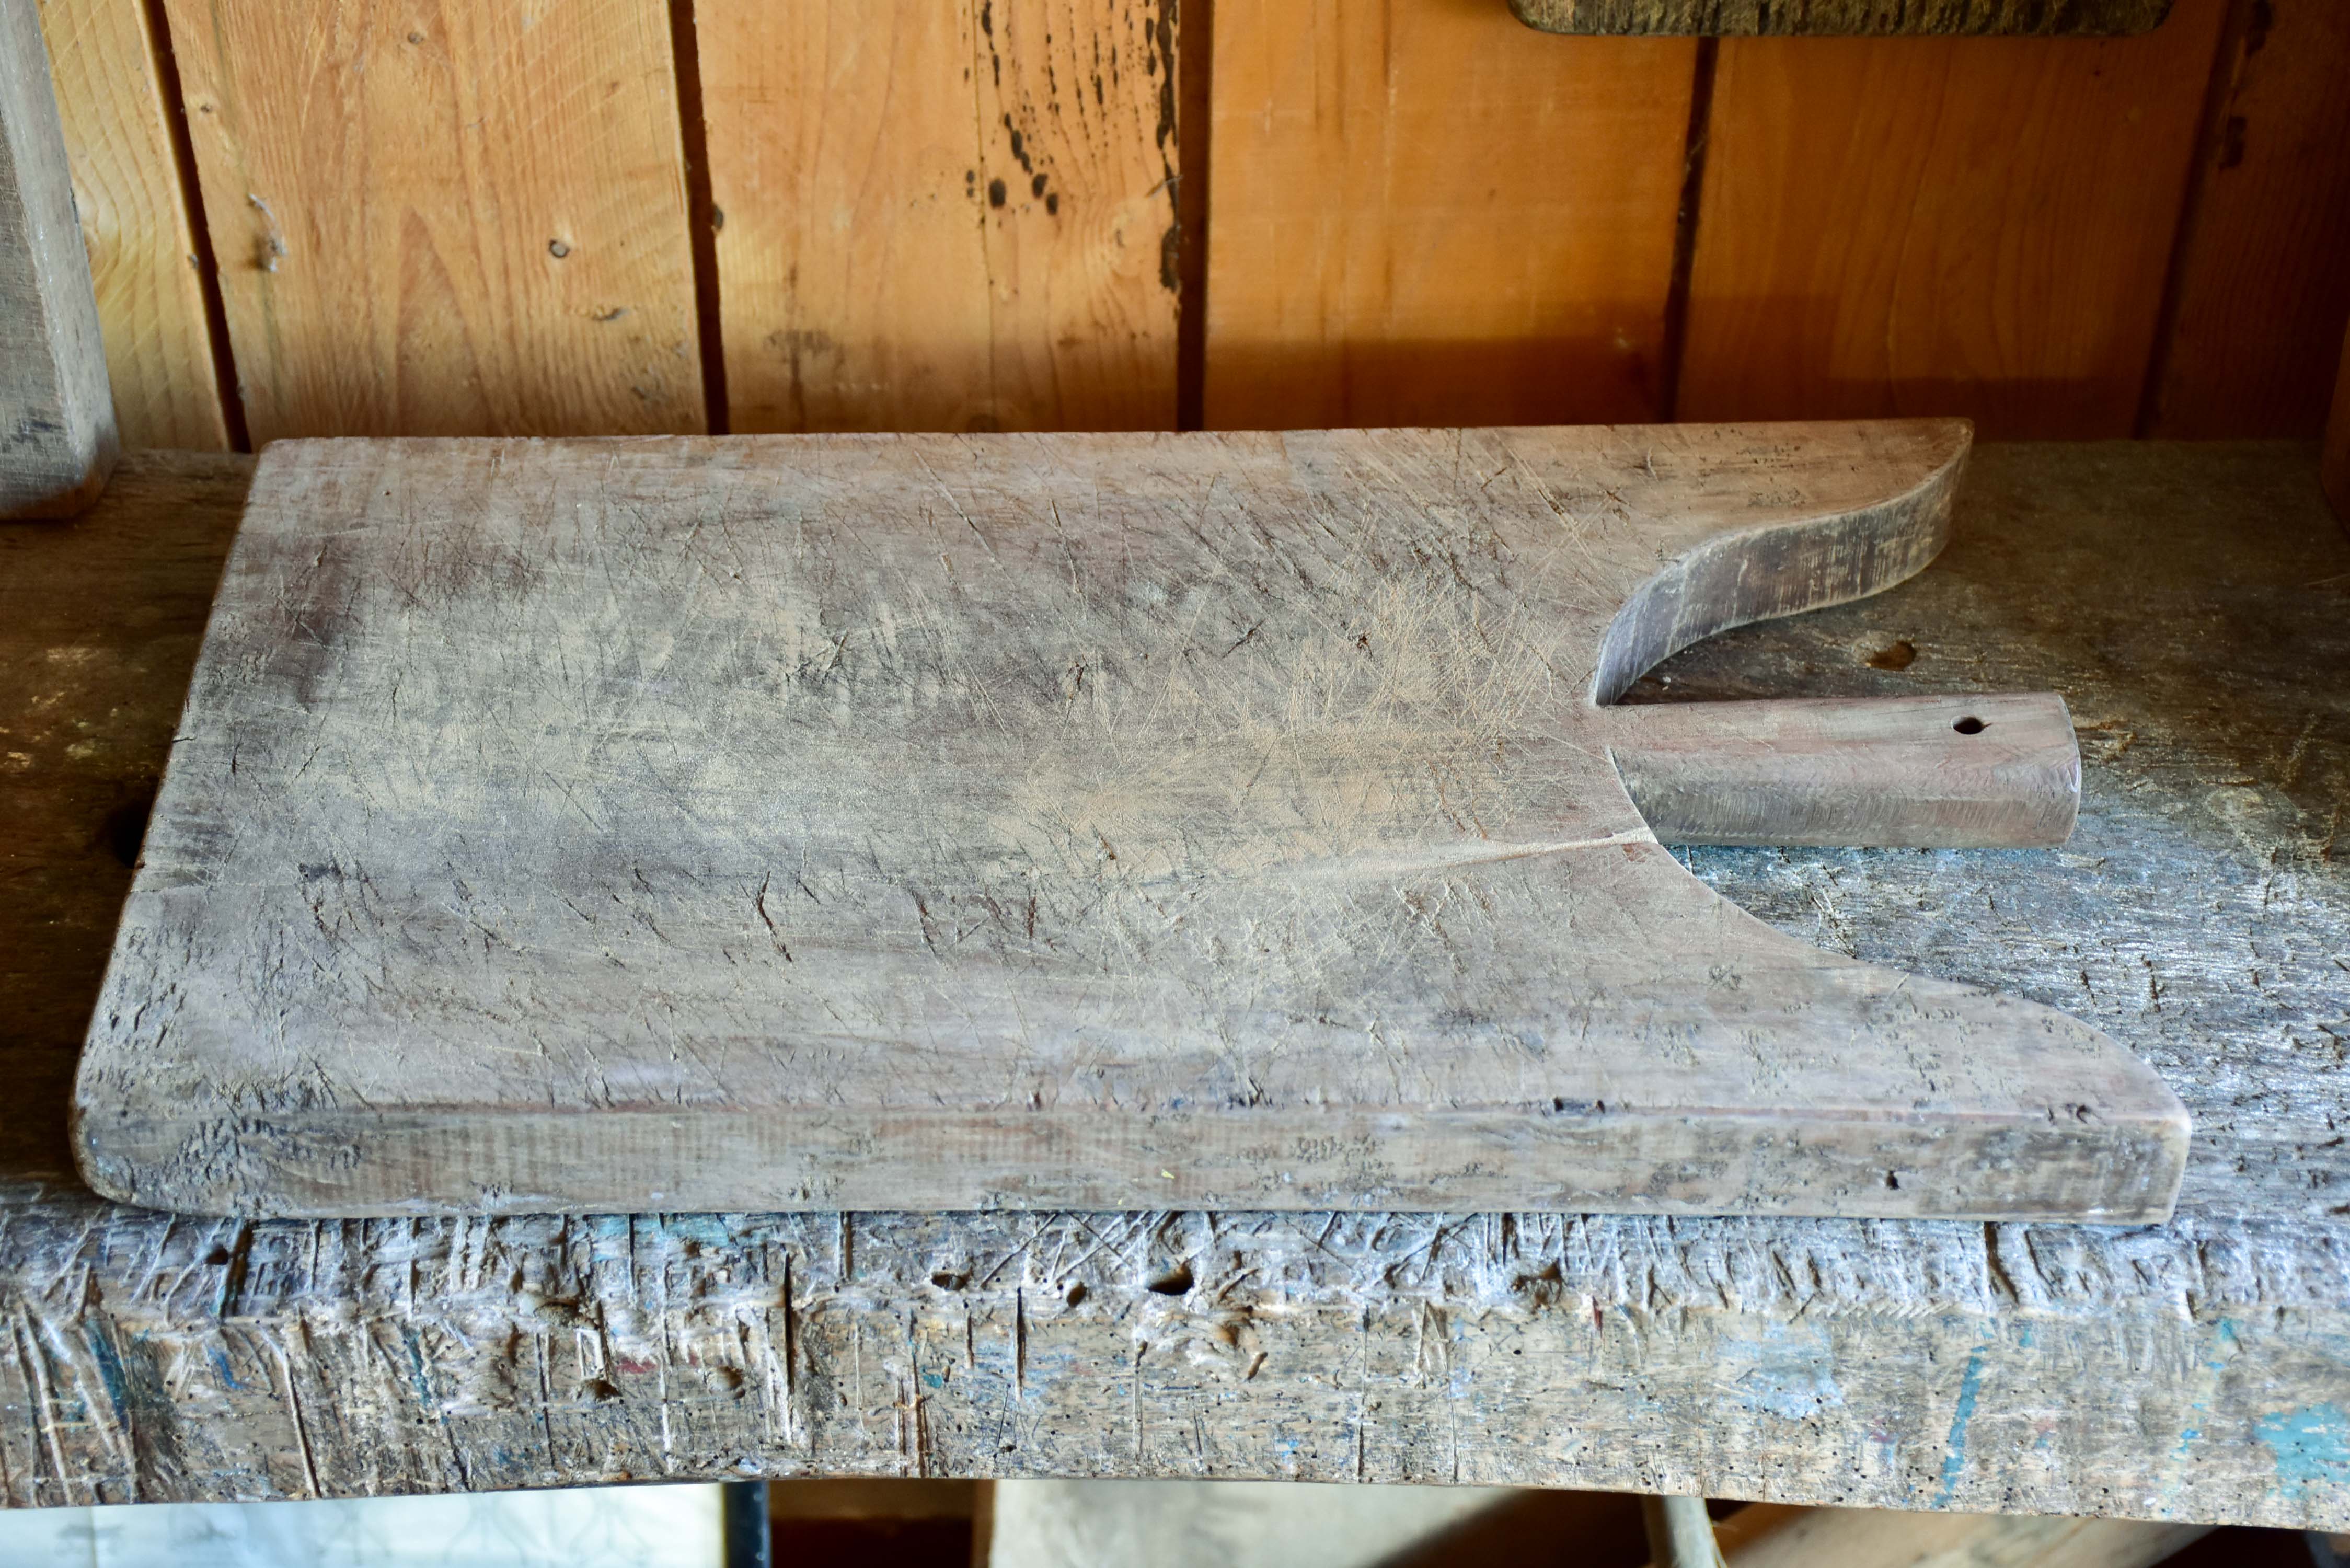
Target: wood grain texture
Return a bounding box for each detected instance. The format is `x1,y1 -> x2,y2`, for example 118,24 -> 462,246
73,420 -> 2184,1223
1511,0 -> 2176,33
159,0 -> 705,443
33,0 -> 228,450
1679,0 -> 2228,439
698,0 -> 1179,434
1204,4 -> 1694,429
1,0 -> 116,516
1612,693 -> 2081,848
2148,0 -> 2350,439
3,444 -> 2346,1521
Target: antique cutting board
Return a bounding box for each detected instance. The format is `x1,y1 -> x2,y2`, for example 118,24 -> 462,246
75,420 -> 2188,1220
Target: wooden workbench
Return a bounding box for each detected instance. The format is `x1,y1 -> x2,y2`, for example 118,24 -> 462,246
2,441 -> 2344,1528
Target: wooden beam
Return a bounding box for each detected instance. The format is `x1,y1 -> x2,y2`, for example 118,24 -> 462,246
1,0 -> 115,517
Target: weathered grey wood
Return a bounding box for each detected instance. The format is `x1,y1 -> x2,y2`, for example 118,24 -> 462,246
1614,693 -> 2081,847
1508,0 -> 2174,35
74,421 -> 2182,1223
3,445 -> 2345,1525
0,0 -> 115,518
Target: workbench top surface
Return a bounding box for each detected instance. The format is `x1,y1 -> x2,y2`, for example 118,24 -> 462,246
2,441 -> 2343,1526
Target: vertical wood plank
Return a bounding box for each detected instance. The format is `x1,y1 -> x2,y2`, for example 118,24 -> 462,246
2,0 -> 116,515
1205,5 -> 1695,431
162,0 -> 705,443
1679,0 -> 2228,440
36,0 -> 229,451
2148,0 -> 2350,438
699,0 -> 1180,434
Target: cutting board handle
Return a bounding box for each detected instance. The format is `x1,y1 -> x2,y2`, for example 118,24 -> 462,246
1605,693 -> 2081,848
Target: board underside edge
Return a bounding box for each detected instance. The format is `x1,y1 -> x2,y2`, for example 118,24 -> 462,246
76,1094 -> 2188,1221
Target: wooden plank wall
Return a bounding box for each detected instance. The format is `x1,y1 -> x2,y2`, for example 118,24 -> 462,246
1680,0 -> 2229,439
698,0 -> 1181,434
1203,7 -> 1695,429
32,0 -> 2350,450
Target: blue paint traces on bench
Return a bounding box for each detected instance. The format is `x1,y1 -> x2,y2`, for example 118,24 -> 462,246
1932,1343 -> 1989,1509
2256,1403 -> 2350,1503
1720,1322 -> 1845,1421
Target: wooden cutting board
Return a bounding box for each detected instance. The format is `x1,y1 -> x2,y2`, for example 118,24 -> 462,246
75,420 -> 2188,1220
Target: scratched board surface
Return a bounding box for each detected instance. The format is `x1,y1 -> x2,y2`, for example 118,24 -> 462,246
75,424 -> 2184,1219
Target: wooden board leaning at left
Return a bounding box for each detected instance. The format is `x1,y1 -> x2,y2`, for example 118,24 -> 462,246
32,0 -> 231,450
72,419 -> 2187,1223
1,0 -> 115,517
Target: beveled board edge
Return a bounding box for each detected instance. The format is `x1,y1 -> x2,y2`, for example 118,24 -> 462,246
1591,426 -> 1967,701
74,1098 -> 2188,1222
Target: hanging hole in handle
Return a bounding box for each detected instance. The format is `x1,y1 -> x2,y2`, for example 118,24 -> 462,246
1953,716 -> 1987,735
